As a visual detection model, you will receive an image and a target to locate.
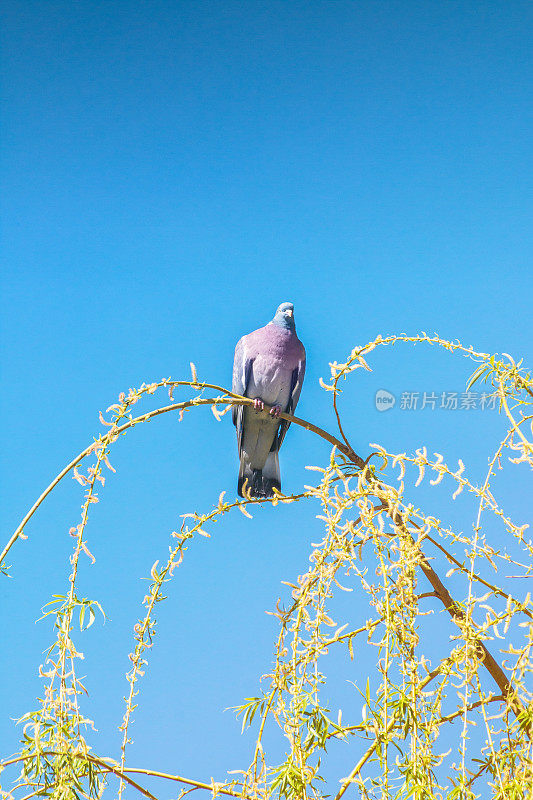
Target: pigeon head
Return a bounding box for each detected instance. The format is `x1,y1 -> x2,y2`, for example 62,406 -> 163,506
272,302 -> 296,331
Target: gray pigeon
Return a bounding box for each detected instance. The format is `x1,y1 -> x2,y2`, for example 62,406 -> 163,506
232,302 -> 306,498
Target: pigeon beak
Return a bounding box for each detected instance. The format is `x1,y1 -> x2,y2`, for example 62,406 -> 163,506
286,309 -> 293,317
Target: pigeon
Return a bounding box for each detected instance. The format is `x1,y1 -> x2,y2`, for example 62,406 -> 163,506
232,302 -> 306,498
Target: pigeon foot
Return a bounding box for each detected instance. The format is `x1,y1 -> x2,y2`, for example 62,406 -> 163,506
269,404 -> 282,418
253,398 -> 264,412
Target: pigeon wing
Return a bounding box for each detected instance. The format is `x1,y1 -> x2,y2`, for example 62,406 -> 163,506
232,335 -> 253,454
274,357 -> 306,451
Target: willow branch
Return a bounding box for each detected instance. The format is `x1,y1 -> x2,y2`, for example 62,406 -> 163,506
82,755 -> 160,800
334,660 -> 448,800
122,767 -> 246,798
414,522 -> 533,621
0,753 -> 158,800
353,468 -> 531,736
384,498 -> 530,735
499,378 -> 533,454
332,693 -> 505,745
0,752 -> 248,800
3,381 -> 528,742
333,389 -> 354,455
1,393 -> 363,569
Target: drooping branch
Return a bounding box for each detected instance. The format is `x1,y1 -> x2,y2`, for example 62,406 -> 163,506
334,659 -> 452,800
369,485 -> 531,737
0,751 -> 249,800
3,379 -> 529,743
1,388 -> 362,569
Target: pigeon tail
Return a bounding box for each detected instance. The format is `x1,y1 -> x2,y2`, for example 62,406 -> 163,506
238,451 -> 281,498
261,450 -> 281,497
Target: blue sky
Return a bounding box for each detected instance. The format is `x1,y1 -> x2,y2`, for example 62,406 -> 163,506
1,0 -> 532,795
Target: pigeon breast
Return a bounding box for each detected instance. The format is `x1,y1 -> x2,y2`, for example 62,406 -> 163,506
244,323 -> 305,407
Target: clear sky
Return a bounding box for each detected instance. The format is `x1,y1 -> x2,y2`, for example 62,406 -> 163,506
1,0 -> 532,796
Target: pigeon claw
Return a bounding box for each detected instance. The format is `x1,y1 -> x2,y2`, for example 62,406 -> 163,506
269,404 -> 282,419
253,398 -> 265,412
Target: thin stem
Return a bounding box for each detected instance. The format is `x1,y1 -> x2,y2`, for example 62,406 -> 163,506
381,489 -> 530,735
333,389 -> 354,455
420,526 -> 533,621
122,767 -> 246,799
334,661 -> 449,800
2,391 -> 363,569
0,752 -> 249,800
499,379 -> 533,454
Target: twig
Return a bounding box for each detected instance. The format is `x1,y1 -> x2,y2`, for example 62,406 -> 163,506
122,767 -> 246,798
387,500 -> 530,735
334,661 -> 448,800
0,752 -> 248,800
2,392 -> 363,569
